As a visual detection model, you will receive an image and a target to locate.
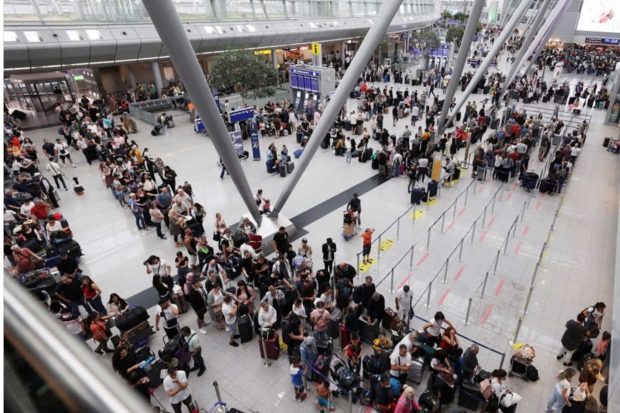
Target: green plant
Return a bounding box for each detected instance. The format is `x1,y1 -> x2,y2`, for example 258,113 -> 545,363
441,10 -> 452,21
446,26 -> 465,46
209,50 -> 278,100
453,12 -> 468,22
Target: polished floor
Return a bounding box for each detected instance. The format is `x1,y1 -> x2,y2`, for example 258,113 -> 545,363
23,55 -> 619,412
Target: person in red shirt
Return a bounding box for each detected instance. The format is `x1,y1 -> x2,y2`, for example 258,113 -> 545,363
361,228 -> 375,264
11,245 -> 43,273
90,312 -> 114,354
344,334 -> 362,375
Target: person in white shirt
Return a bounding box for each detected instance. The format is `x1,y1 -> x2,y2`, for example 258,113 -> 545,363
54,138 -> 75,167
545,367 -> 577,412
144,255 -> 172,277
19,200 -> 35,217
46,158 -> 68,190
163,365 -> 193,413
411,105 -> 420,125
390,344 -> 412,385
422,311 -> 454,347
394,285 -> 413,321
155,298 -> 180,339
222,295 -> 239,347
257,301 -> 278,332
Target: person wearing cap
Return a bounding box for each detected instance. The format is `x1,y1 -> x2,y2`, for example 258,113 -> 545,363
155,297 -> 180,339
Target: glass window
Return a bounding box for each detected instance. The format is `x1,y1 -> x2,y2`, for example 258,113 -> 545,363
66,30 -> 82,41
236,25 -> 245,33
204,26 -> 215,34
85,29 -> 102,40
308,22 -> 318,28
246,24 -> 256,32
24,31 -> 42,42
215,26 -> 224,34
5,31 -> 19,42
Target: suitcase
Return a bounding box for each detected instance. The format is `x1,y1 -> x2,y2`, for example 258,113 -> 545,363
296,130 -> 303,144
427,181 -> 438,198
313,354 -> 331,382
362,354 -> 390,379
321,137 -> 330,149
123,321 -> 155,347
496,169 -> 510,182
371,158 -> 379,170
539,178 -> 556,194
359,316 -> 380,344
286,162 -> 294,174
293,148 -> 303,159
279,163 -> 287,177
382,307 -> 399,331
340,323 -> 350,350
573,108 -> 581,115
238,314 -> 254,343
57,239 -> 83,259
151,125 -> 161,136
407,357 -> 425,384
317,338 -> 333,356
411,188 -> 426,205
490,118 -> 499,130
603,137 -> 611,147
457,383 -> 482,409
259,333 -> 280,360
171,292 -> 189,314
522,172 -> 539,190
328,319 -> 340,340
248,234 -> 262,251
115,306 -> 149,332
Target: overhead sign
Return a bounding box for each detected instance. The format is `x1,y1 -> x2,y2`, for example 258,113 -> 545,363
311,42 -> 321,56
228,107 -> 254,124
290,66 -> 321,93
584,37 -> 620,45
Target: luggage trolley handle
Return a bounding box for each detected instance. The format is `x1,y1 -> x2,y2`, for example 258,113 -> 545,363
212,380 -> 225,405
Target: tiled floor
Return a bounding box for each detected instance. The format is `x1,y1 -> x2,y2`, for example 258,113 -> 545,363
23,47 -> 619,412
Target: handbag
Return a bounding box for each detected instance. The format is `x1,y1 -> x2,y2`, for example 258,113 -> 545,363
572,384 -> 587,402
500,391 -> 522,407
213,231 -> 221,242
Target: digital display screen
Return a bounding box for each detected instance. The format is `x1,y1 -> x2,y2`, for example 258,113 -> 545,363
304,76 -> 313,91
311,77 -> 319,93
290,74 -> 299,88
577,1 -> 620,34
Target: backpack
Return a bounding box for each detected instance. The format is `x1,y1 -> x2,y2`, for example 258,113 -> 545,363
526,364 -> 539,381
480,378 -> 492,400
338,278 -> 352,301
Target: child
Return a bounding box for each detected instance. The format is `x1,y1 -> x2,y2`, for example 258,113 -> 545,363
72,177 -> 84,196
361,228 -> 375,264
595,331 -> 611,361
315,380 -> 335,412
261,198 -> 271,215
344,342 -> 361,375
290,357 -> 307,401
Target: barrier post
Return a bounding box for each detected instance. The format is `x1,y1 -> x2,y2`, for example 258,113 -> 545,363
377,234 -> 382,262
389,268 -> 395,293
493,249 -> 500,273
426,228 -> 431,251
409,245 -> 415,269
440,213 -> 446,233
482,205 -> 488,227
458,237 -> 464,261
471,220 -> 477,243
520,200 -> 526,222
425,281 -> 432,308
512,317 -> 523,345
464,297 -> 472,324
512,218 -> 518,237
452,200 -> 458,219
443,257 -> 450,283
464,184 -> 469,206
396,217 -> 401,240
349,390 -> 354,413
499,353 -> 506,369
480,271 -> 489,298
356,253 -> 360,277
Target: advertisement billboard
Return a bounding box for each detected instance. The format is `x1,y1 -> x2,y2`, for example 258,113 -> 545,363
577,1 -> 620,34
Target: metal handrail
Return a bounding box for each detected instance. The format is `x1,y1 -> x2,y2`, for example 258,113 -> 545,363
4,276 -> 151,413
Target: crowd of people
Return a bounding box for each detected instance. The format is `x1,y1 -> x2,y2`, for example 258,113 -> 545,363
537,44 -> 620,78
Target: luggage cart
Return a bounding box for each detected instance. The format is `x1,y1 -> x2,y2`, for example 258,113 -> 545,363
342,210 -> 358,241
508,343 -> 536,381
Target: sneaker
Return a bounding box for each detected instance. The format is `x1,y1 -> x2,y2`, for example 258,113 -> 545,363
198,328 -> 208,334
299,393 -> 307,402
229,341 -> 239,347
71,164 -> 76,168
95,350 -> 103,354
197,368 -> 206,377
295,394 -> 300,401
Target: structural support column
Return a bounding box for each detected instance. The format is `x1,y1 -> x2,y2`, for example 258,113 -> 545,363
500,0 -> 553,94
341,41 -> 347,67
436,0 -> 485,137
141,0 -> 262,225
127,66 -> 137,89
272,0 -> 405,216
447,0 -> 534,125
151,61 -> 163,98
271,48 -> 278,69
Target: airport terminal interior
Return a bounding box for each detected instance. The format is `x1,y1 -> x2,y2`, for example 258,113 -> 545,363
3,0 -> 620,412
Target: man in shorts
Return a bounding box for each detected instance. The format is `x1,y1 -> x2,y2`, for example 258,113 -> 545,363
315,380 -> 335,412
361,228 -> 375,264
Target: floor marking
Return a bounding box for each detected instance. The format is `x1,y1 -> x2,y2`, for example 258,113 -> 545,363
535,201 -> 542,210
495,278 -> 505,296
514,241 -> 522,255
416,252 -> 429,267
454,265 -> 465,281
487,216 -> 496,228
425,198 -> 438,207
457,207 -> 466,217
397,272 -> 412,289
505,192 -> 513,201
521,225 -> 529,237
481,304 -> 494,325
477,185 -> 486,194
445,221 -> 455,231
511,182 -> 519,191
479,231 -> 488,242
438,288 -> 451,306
379,239 -> 395,252
410,209 -> 425,221
358,258 -> 376,272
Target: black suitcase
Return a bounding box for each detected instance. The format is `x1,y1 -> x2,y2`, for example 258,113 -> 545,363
427,181 -> 438,198
490,118 -> 499,129
296,130 -> 303,144
84,145 -> 98,162
286,162 -> 294,174
457,384 -> 482,410
522,172 -> 539,190
151,125 -> 161,136
317,338 -> 333,356
371,158 -> 379,170
411,188 -> 426,205
359,316 -> 380,344
238,314 -> 254,343
603,137 -> 611,147
496,169 -> 510,182
11,110 -> 27,120
321,136 -> 330,149
362,354 -> 390,379
279,163 -> 287,177
539,178 -> 556,194
116,306 -> 149,332
573,108 -> 581,115
57,239 -> 83,258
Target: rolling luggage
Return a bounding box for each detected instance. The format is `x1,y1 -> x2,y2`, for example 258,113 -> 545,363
539,178 -> 556,194
248,234 -> 262,252
362,354 -> 390,379
296,130 -> 303,144
407,357 -> 425,384
56,239 -> 83,259
238,314 -> 254,343
427,181 -> 438,198
382,307 -> 399,331
313,354 -> 331,382
151,125 -> 161,136
371,158 -> 379,170
490,118 -> 499,129
116,306 -> 150,332
328,319 -> 340,340
496,169 -> 510,182
522,172 -> 539,190
359,316 -> 380,344
603,137 -> 611,147
286,162 -> 294,174
573,108 -> 581,115
317,338 -> 333,356
411,188 -> 426,205
259,332 -> 280,360
321,136 -> 330,149
457,383 -> 482,409
293,148 -> 303,159
279,163 -> 287,177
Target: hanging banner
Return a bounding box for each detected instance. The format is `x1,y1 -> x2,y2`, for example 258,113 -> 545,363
249,121 -> 261,161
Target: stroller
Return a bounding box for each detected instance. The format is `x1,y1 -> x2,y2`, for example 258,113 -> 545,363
342,210 -> 358,240
329,355 -> 362,401
509,343 -> 539,381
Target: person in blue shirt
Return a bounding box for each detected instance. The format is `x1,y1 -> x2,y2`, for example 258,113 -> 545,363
290,357 -> 307,402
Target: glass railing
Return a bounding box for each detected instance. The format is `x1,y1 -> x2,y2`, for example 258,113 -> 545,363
4,0 -> 437,24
